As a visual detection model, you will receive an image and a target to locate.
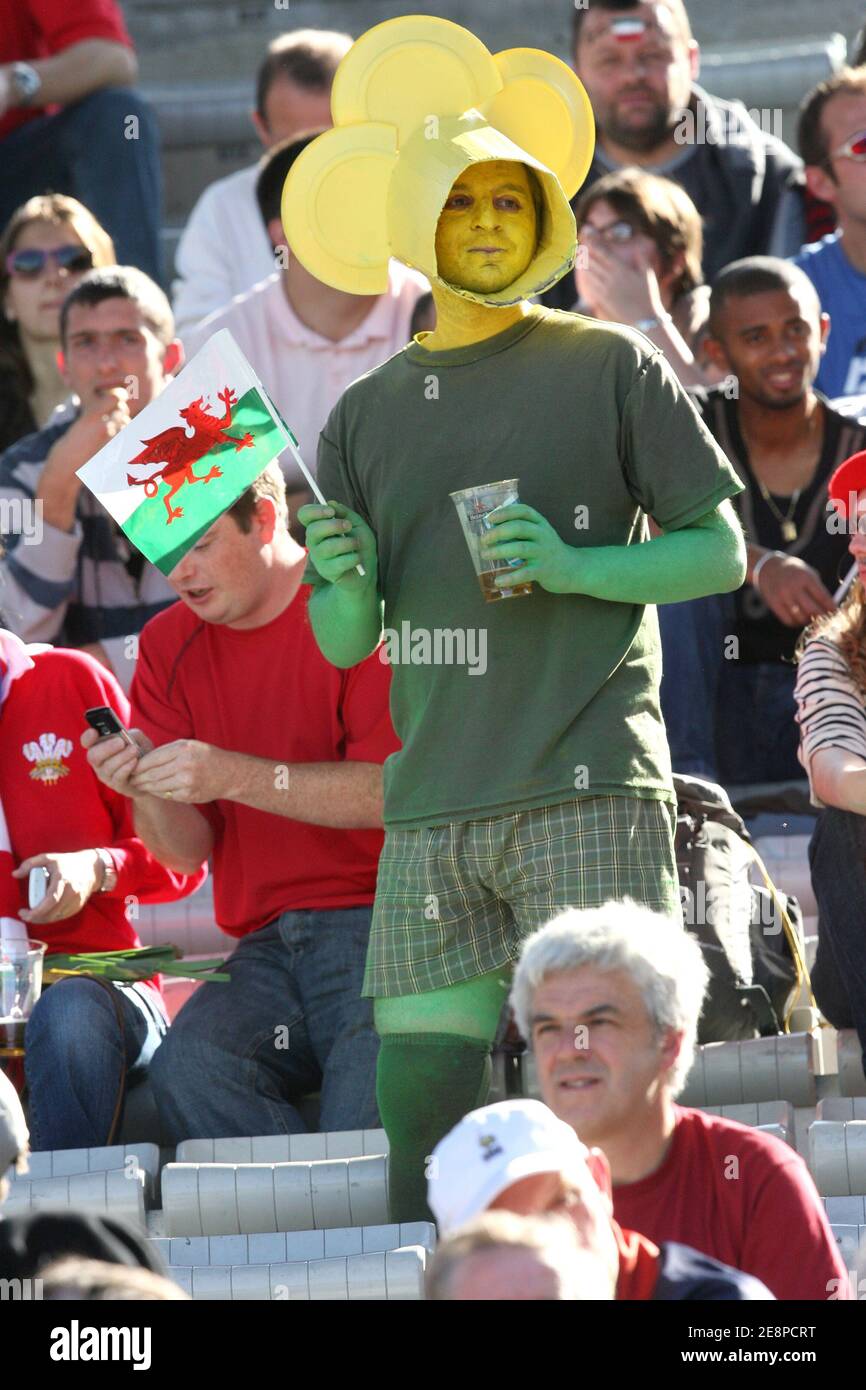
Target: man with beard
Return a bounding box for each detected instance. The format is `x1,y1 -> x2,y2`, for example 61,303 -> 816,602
544,0 -> 804,310
658,257 -> 866,784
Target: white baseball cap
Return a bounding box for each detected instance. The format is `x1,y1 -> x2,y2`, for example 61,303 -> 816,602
0,1067 -> 28,1180
428,1099 -> 587,1234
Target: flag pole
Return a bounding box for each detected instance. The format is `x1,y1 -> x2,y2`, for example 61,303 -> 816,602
281,432 -> 366,578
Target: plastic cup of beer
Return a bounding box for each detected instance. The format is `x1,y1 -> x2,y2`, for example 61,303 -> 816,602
0,938 -> 47,1052
450,479 -> 533,603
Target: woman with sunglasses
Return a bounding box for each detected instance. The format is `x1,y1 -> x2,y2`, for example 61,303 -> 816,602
572,169 -> 722,389
0,195 -> 115,454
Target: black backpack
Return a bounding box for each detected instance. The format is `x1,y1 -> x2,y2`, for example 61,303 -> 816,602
674,774 -> 809,1042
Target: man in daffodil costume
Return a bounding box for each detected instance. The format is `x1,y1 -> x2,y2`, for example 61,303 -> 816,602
287,17 -> 747,1222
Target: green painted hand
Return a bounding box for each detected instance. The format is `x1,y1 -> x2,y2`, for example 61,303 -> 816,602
298,500 -> 378,594
480,502 -> 577,594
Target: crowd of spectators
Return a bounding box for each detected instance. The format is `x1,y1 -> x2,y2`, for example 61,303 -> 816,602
2,0 -> 866,1303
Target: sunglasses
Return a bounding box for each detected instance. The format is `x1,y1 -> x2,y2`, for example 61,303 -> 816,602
830,128 -> 866,162
579,219 -> 637,245
5,245 -> 94,279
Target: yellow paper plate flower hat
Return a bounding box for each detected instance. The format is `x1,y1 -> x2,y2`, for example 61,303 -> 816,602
281,15 -> 596,307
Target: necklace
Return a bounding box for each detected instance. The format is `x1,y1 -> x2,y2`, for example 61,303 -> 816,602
739,400 -> 822,545
755,479 -> 801,543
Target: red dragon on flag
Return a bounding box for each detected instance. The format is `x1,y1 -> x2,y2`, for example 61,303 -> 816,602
125,387 -> 254,524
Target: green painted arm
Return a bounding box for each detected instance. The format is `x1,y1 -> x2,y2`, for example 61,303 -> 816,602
306,581 -> 384,669
567,499 -> 746,605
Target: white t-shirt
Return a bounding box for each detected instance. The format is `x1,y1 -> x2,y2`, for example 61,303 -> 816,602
171,164 -> 275,337
184,264 -> 429,488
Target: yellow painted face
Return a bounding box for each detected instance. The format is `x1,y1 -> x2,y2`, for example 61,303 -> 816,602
434,160 -> 539,295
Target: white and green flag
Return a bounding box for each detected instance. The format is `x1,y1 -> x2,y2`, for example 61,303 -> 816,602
76,330 -> 294,576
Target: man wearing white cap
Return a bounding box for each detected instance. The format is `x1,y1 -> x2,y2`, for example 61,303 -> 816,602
510,902 -> 848,1300
428,1099 -> 772,1300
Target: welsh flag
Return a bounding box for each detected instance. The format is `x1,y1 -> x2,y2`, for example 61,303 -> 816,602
76,330 -> 293,576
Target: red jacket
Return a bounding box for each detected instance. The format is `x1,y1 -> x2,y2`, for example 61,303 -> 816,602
0,647 -> 205,959
0,1 -> 134,142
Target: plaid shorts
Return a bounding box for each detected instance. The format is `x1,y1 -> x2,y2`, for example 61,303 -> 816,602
364,794 -> 678,997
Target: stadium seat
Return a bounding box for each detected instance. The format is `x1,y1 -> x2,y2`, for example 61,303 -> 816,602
150,1221 -> 434,1266
825,1196 -> 866,1223
837,1033 -> 866,1098
3,1167 -> 147,1225
750,832 -> 817,921
8,1143 -> 160,1199
161,1155 -> 389,1237
830,1225 -> 866,1268
817,1099 -> 866,1122
520,1034 -> 822,1108
175,1130 -> 388,1163
679,1033 -> 819,1107
808,1121 -> 866,1196
699,1101 -> 794,1145
167,1246 -> 427,1300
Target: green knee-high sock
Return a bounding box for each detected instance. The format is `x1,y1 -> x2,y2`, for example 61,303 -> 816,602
377,1033 -> 492,1225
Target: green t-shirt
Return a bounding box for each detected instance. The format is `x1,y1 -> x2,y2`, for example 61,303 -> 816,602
305,306 -> 743,828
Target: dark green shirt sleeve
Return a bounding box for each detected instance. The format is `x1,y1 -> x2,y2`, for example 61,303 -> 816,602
619,350 -> 745,531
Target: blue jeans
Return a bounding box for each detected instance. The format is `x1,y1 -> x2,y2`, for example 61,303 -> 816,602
24,978 -> 167,1150
658,593 -> 731,780
0,89 -> 163,283
148,908 -> 379,1143
808,808 -> 866,1074
659,593 -> 802,784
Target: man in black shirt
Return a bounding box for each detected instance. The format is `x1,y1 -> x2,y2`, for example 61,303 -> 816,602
543,0 -> 804,312
659,256 -> 866,784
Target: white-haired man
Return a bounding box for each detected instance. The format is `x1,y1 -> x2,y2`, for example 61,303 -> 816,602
428,1098 -> 771,1300
510,901 -> 848,1301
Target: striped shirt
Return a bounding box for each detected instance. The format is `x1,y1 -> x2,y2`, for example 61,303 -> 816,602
0,404 -> 175,693
794,635 -> 866,807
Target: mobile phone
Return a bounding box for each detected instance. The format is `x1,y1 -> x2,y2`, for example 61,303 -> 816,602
28,866 -> 49,909
84,706 -> 140,754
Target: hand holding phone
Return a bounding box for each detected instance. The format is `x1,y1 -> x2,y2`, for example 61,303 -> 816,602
84,706 -> 141,756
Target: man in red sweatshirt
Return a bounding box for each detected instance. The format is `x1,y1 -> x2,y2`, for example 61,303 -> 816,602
510,900 -> 849,1301
0,0 -> 162,279
85,462 -> 398,1143
428,1099 -> 773,1299
0,626 -> 205,1149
